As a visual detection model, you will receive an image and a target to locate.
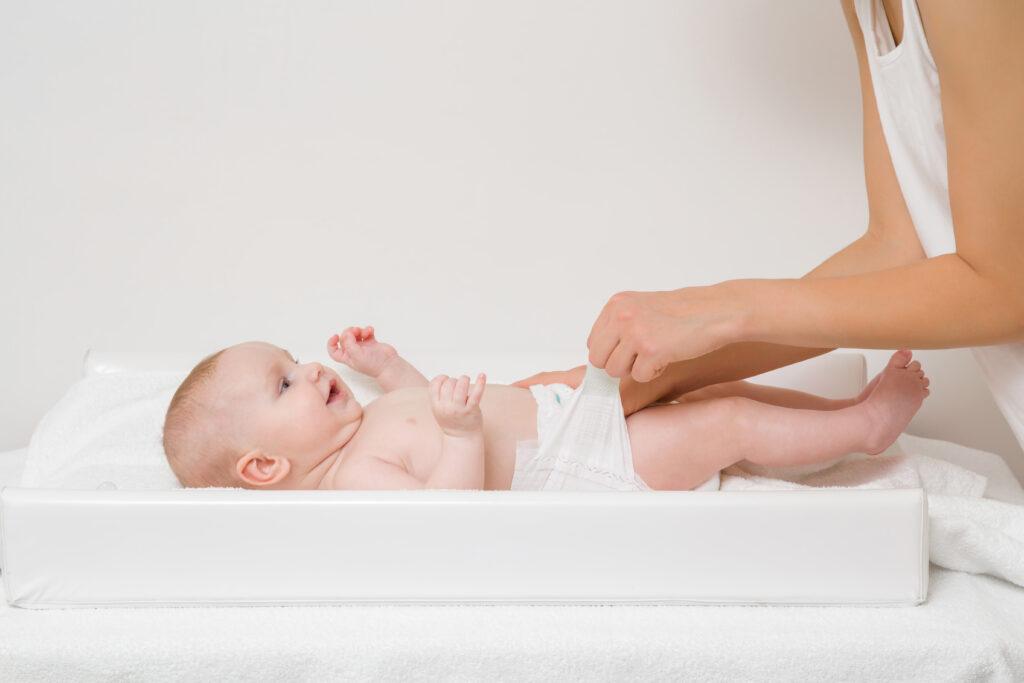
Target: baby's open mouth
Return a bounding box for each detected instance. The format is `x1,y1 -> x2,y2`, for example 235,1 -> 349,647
326,379 -> 342,404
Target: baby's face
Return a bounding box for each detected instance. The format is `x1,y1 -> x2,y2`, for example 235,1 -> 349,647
214,341 -> 362,483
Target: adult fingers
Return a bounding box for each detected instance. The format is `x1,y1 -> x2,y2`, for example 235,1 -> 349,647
588,330 -> 622,370
604,342 -> 638,380
631,352 -> 667,384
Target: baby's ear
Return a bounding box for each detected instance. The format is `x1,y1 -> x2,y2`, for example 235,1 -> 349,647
236,450 -> 291,487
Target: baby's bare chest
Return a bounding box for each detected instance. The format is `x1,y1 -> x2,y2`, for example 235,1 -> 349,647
347,390 -> 443,476
340,385 -> 539,487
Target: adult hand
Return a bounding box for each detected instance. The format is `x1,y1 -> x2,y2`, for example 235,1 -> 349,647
511,364 -> 680,416
587,285 -> 741,382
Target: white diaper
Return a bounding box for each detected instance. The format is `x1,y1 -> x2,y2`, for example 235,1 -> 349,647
511,364 -> 720,492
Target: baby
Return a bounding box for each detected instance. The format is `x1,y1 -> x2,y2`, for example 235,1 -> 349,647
162,326 -> 930,491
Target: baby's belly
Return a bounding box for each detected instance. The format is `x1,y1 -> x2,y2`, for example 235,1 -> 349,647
478,385 -> 539,489
359,384 -> 538,490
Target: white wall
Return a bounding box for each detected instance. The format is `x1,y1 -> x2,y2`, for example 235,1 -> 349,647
3,1 -> 1022,481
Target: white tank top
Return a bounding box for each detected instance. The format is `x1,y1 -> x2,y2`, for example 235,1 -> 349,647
853,0 -> 1024,453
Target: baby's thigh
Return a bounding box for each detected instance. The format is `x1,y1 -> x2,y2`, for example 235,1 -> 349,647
626,399 -> 743,491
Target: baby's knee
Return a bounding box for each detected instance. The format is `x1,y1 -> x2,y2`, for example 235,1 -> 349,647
703,395 -> 755,424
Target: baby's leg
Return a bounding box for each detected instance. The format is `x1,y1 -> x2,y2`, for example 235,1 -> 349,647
628,351 -> 929,490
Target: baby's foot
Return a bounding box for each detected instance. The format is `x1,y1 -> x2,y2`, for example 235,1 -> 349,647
861,350 -> 930,455
854,369 -> 884,404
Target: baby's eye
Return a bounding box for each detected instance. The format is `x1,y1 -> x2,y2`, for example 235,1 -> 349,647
279,358 -> 300,394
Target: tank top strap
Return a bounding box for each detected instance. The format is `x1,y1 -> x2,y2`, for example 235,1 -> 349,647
899,0 -> 938,70
855,0 -> 937,70
853,0 -> 897,63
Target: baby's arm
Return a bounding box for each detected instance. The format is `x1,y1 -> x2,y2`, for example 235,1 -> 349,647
425,373 -> 487,490
328,326 -> 429,391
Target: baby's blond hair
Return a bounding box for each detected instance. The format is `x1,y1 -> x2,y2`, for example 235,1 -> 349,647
162,349 -> 239,488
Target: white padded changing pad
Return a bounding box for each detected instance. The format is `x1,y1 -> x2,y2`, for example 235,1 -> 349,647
1,486 -> 928,608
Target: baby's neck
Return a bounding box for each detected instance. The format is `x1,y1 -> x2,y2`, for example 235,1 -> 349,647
305,422 -> 362,490
297,448 -> 344,490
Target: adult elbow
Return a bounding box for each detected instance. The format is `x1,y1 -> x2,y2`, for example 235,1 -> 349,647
1001,285 -> 1024,342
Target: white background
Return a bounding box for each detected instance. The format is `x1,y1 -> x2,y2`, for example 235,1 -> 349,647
2,1 -> 1021,481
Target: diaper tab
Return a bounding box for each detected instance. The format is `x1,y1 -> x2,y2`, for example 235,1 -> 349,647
582,363 -> 621,396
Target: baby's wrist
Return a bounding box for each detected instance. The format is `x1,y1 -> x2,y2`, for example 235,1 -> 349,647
374,354 -> 405,379
440,425 -> 484,440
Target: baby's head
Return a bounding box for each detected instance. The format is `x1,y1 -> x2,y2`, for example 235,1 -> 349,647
162,341 -> 362,489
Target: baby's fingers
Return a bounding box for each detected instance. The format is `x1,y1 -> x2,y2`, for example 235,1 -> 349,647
467,373 -> 486,407
453,375 -> 470,405
430,374 -> 447,404
341,329 -> 360,350
440,376 -> 456,405
327,334 -> 348,360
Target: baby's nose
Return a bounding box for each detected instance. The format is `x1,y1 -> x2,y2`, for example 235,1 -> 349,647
307,362 -> 324,382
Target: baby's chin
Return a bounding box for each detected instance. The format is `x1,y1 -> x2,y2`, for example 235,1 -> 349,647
331,395 -> 363,423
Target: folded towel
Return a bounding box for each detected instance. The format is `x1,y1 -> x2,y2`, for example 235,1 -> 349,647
928,494 -> 1024,588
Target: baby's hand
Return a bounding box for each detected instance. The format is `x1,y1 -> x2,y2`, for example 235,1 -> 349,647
327,326 -> 398,378
430,373 -> 486,437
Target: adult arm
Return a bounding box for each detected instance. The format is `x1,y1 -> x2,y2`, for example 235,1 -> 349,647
726,0 -> 1024,350
589,0 -> 1024,394
620,227 -> 924,411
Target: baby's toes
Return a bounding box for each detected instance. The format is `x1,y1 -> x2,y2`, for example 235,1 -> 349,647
889,349 -> 913,368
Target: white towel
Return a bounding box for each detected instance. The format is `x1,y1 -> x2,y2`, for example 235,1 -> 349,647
721,434 -> 1024,588
20,372 -> 185,490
